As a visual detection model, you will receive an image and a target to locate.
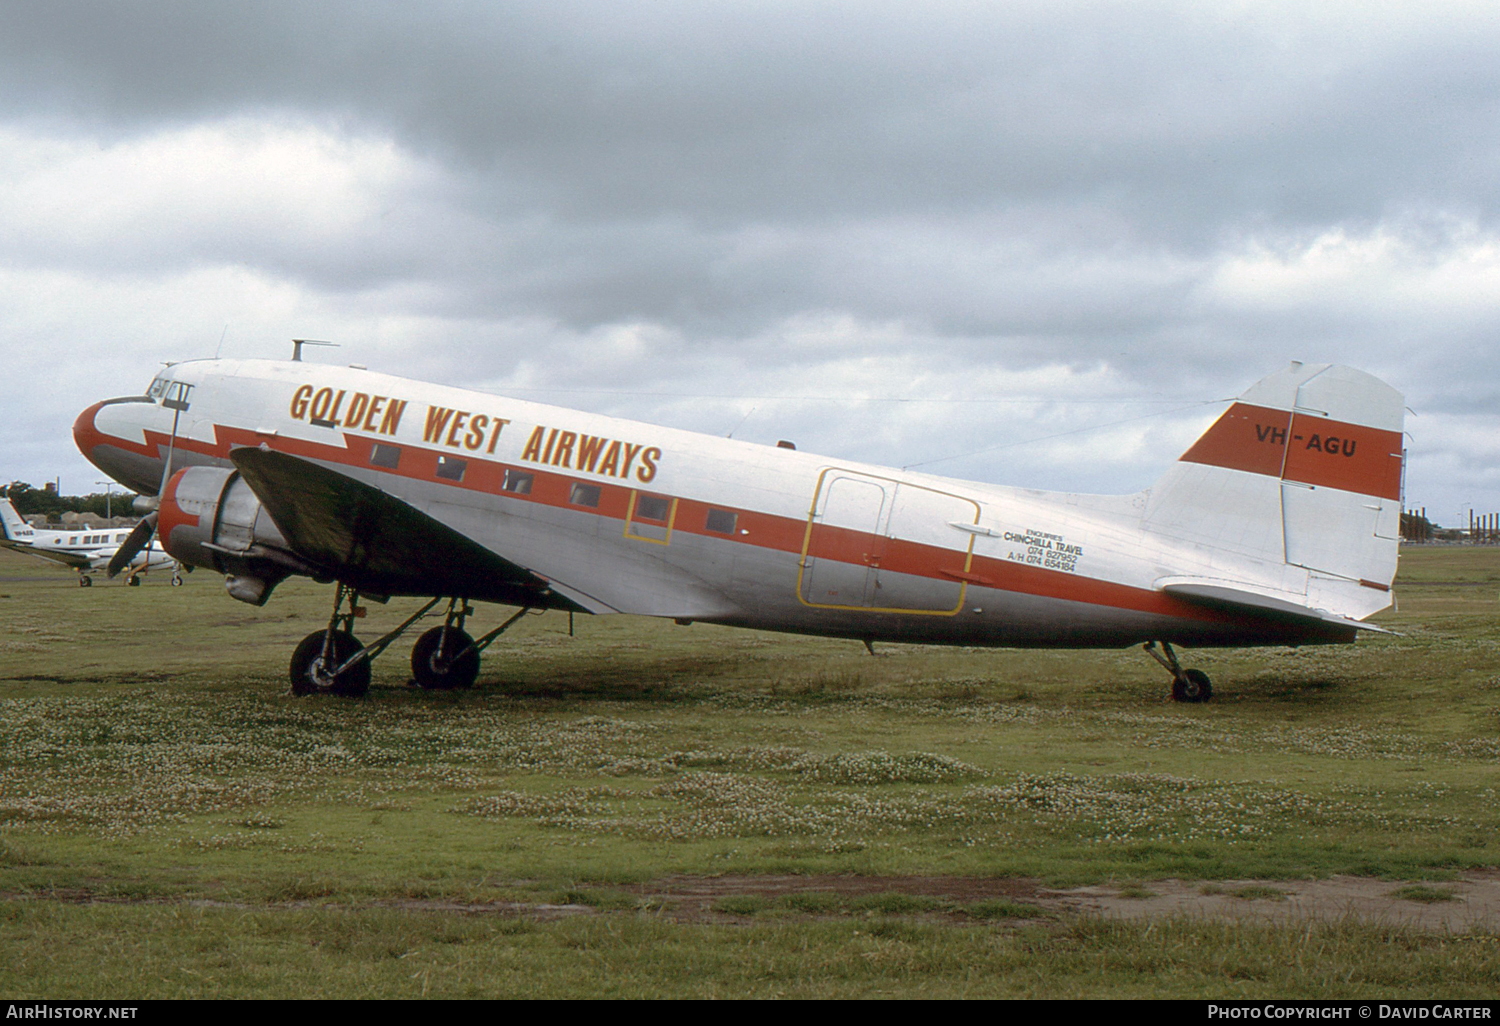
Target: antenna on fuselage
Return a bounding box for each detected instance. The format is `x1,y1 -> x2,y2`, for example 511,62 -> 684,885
291,339 -> 338,362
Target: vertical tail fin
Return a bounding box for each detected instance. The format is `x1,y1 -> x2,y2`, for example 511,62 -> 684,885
1145,363 -> 1404,621
0,498 -> 35,545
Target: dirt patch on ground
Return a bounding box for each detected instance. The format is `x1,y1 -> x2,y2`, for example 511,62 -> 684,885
620,873 -> 1043,921
11,873 -> 1500,930
1036,872 -> 1500,931
617,872 -> 1500,930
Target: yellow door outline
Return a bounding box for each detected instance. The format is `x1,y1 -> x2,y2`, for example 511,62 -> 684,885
797,467 -> 980,615
623,490 -> 679,546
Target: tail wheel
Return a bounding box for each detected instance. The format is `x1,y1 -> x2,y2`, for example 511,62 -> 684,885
127,577 -> 141,587
1172,668 -> 1212,704
411,626 -> 479,690
79,577 -> 92,588
290,629 -> 371,697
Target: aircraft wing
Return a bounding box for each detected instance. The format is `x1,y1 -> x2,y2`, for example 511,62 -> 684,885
2,544 -> 94,570
1155,577 -> 1394,635
229,446 -> 580,609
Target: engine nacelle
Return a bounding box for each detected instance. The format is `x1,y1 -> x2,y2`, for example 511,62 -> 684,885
159,466 -> 319,605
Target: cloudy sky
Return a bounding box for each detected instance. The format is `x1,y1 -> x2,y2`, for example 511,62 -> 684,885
3,1 -> 1498,524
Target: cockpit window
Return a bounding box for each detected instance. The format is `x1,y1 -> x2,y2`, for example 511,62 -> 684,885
146,375 -> 193,410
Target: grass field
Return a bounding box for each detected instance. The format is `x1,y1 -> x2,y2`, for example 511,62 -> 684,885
0,544 -> 1497,998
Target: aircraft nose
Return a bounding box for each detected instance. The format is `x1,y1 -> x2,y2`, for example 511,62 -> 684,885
74,397 -> 169,496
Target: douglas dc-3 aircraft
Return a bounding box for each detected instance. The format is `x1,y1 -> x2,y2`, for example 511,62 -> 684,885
0,497 -> 178,586
73,353 -> 1404,701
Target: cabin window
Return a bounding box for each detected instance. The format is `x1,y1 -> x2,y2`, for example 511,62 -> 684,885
705,508 -> 738,534
625,491 -> 676,543
369,443 -> 402,469
634,494 -> 671,523
569,483 -> 601,508
436,456 -> 467,482
502,469 -> 533,495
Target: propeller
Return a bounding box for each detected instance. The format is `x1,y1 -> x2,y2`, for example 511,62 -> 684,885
106,379 -> 186,578
106,511 -> 157,578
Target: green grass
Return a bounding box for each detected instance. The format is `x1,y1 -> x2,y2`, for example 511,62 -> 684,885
0,904 -> 1495,999
0,543 -> 1498,996
1226,885 -> 1288,902
1388,885 -> 1461,904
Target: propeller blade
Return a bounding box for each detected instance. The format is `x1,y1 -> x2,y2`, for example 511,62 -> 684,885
107,512 -> 157,578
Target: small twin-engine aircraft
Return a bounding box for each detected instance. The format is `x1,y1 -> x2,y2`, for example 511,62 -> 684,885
0,498 -> 179,586
73,352 -> 1403,700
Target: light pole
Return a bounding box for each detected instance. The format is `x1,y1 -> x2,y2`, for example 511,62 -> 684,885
96,481 -> 114,520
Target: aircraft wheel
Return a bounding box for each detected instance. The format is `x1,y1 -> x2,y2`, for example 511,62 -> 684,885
290,630 -> 371,697
171,575 -> 183,587
127,576 -> 141,587
411,627 -> 479,690
79,577 -> 92,588
1172,669 -> 1212,703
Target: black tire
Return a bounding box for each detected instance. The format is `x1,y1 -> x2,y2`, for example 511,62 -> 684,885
127,576 -> 141,587
1172,668 -> 1212,703
79,576 -> 92,588
410,626 -> 479,690
289,629 -> 371,697
171,575 -> 183,587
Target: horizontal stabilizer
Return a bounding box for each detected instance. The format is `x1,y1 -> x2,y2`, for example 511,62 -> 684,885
1156,576 -> 1393,635
229,446 -> 578,609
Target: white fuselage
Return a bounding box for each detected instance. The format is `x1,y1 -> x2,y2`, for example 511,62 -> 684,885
0,501 -> 171,575
75,358 -> 1390,648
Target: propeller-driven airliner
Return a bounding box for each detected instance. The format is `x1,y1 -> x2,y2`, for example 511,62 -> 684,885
73,351 -> 1403,700
0,498 -> 179,586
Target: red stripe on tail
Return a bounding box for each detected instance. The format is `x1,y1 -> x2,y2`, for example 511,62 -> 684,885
1180,402 -> 1401,500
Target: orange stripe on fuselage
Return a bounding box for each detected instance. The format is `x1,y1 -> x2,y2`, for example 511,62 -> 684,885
1179,402 -> 1401,500
87,410 -> 1241,626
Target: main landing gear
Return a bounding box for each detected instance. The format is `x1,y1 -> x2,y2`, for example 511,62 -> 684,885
1143,641 -> 1212,703
289,584 -> 533,697
411,600 -> 483,690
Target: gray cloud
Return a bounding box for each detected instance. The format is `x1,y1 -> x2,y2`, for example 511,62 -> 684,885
2,2 -> 1499,522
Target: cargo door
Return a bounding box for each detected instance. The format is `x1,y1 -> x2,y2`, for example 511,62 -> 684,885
799,472 -> 888,608
799,470 -> 980,614
870,484 -> 980,613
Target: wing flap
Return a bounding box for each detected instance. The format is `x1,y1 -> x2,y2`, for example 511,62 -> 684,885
229,446 -> 576,608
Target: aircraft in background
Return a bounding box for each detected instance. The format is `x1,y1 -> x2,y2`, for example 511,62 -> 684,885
0,498 -> 180,586
74,352 -> 1403,700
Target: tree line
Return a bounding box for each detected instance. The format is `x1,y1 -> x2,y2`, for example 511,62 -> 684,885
2,482 -> 133,520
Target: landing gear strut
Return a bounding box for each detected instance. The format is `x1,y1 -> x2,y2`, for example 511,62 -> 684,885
410,603 -> 532,690
1143,641 -> 1213,703
290,627 -> 370,697
288,585 -> 536,697
290,584 -> 375,697
411,599 -> 480,691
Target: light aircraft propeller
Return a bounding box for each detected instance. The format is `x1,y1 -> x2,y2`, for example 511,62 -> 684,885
105,510 -> 157,578
105,375 -> 188,579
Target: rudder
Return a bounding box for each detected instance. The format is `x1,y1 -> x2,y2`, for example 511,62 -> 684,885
0,498 -> 34,544
1146,362 -> 1404,620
